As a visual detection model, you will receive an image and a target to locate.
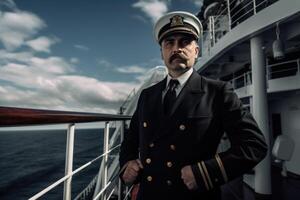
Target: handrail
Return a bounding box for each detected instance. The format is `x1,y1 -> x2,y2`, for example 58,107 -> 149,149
119,88 -> 136,114
29,144 -> 121,200
231,0 -> 254,19
227,57 -> 300,90
267,59 -> 299,68
200,0 -> 277,53
0,106 -> 132,200
0,106 -> 131,127
123,185 -> 134,200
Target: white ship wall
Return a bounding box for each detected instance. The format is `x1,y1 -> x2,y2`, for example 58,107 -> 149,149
269,92 -> 300,175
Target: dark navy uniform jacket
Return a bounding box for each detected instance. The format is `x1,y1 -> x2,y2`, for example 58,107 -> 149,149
119,70 -> 267,200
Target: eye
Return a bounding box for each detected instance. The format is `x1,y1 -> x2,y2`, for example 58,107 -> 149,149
181,38 -> 192,46
163,39 -> 174,47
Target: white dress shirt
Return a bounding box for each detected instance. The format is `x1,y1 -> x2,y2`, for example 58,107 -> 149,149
162,67 -> 193,99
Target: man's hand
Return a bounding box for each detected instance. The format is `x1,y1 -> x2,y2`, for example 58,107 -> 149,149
122,159 -> 143,184
181,165 -> 198,190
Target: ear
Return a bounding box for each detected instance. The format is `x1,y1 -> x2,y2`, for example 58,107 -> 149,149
194,45 -> 199,58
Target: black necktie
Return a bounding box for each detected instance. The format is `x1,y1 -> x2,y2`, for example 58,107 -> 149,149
163,79 -> 179,115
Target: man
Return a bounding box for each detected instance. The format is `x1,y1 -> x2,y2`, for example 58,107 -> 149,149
119,11 -> 267,200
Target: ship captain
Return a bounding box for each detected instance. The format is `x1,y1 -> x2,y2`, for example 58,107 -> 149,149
119,11 -> 267,200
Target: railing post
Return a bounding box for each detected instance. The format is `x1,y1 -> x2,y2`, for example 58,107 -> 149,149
118,120 -> 125,200
101,121 -> 110,200
253,0 -> 257,14
267,65 -> 271,80
226,0 -> 232,30
297,59 -> 300,75
232,74 -> 236,89
209,16 -> 215,46
63,123 -> 75,200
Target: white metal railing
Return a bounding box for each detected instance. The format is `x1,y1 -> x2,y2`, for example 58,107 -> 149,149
228,71 -> 252,89
123,185 -> 134,200
201,0 -> 277,51
227,58 -> 300,90
28,120 -> 126,200
64,123 -> 75,200
267,58 -> 300,80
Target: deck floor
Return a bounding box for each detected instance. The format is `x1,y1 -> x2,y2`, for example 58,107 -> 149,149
221,166 -> 300,200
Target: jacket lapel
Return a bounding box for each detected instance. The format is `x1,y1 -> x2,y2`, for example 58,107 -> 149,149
152,70 -> 205,141
170,70 -> 205,117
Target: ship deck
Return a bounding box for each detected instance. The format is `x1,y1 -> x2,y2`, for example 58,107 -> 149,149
222,165 -> 300,200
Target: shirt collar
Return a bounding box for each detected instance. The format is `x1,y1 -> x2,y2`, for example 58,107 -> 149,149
166,67 -> 193,88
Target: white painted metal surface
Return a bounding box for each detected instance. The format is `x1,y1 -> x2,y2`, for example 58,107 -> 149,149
196,0 -> 300,71
28,138 -> 121,200
251,36 -> 272,195
64,123 -> 75,200
101,122 -> 110,200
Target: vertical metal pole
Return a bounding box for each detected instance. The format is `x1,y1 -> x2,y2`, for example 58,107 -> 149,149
118,120 -> 125,200
209,16 -> 213,47
209,16 -> 215,47
251,36 -> 272,195
253,0 -> 257,14
226,0 -> 232,30
266,58 -> 269,80
63,123 -> 75,200
212,16 -> 216,44
266,65 -> 270,80
297,59 -> 300,75
232,74 -> 236,89
102,122 -> 110,200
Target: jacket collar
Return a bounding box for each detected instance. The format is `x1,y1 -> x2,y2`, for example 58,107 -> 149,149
169,69 -> 204,116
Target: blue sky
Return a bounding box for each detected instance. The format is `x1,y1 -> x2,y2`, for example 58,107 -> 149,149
0,0 -> 203,113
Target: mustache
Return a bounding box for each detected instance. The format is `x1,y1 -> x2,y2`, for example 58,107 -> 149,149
169,53 -> 188,63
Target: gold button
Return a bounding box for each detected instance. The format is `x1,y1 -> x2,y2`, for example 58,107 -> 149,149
167,180 -> 172,186
143,122 -> 147,128
149,143 -> 154,148
170,145 -> 176,151
146,158 -> 151,164
166,161 -> 173,168
147,176 -> 152,182
179,124 -> 186,131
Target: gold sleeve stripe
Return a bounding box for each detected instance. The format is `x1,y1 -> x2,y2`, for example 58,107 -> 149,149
197,162 -> 210,190
215,154 -> 228,182
201,161 -> 213,189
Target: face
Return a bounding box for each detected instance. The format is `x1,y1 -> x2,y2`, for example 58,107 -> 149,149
161,33 -> 199,76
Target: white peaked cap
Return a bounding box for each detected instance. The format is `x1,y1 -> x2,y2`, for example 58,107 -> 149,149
154,11 -> 203,44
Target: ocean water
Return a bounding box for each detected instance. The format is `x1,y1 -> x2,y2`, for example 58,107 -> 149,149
0,128 -> 106,200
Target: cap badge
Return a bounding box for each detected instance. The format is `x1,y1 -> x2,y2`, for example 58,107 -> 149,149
170,15 -> 184,27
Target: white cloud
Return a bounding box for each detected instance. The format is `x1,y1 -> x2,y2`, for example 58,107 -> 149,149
0,10 -> 46,50
132,0 -> 168,23
0,50 -> 33,63
0,1 -> 140,113
29,56 -> 74,74
131,14 -> 148,23
0,0 -> 18,10
74,44 -> 89,51
190,0 -> 204,8
116,65 -> 147,74
97,58 -> 114,68
0,68 -> 138,113
0,47 -> 140,113
132,0 -> 204,23
70,57 -> 79,64
26,36 -> 58,53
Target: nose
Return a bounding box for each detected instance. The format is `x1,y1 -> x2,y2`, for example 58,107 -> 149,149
172,40 -> 183,54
